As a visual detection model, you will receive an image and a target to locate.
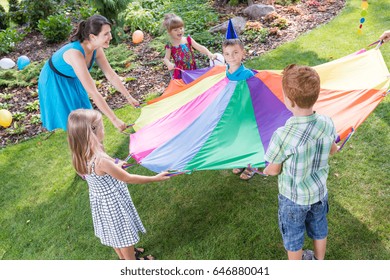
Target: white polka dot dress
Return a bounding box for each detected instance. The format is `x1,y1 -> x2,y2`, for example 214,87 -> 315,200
85,163 -> 146,248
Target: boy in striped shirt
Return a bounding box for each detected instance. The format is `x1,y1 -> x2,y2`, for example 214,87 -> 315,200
264,64 -> 338,260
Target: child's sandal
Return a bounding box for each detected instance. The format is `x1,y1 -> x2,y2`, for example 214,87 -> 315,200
232,168 -> 245,175
137,254 -> 155,260
134,247 -> 145,258
239,167 -> 257,180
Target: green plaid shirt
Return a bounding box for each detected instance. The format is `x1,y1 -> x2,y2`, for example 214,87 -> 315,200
264,113 -> 337,205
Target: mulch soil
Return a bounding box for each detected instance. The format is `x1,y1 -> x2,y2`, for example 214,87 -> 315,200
0,0 -> 345,147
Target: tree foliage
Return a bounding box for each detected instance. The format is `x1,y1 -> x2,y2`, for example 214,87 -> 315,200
88,0 -> 130,24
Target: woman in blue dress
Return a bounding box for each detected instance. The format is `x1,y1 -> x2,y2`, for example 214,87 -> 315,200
38,15 -> 139,131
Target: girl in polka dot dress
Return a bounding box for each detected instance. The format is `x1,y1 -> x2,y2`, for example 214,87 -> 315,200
67,109 -> 170,260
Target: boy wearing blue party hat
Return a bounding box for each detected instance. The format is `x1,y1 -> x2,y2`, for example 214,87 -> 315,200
225,19 -> 258,180
223,19 -> 255,82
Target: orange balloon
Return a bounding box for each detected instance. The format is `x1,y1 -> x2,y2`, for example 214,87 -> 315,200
132,30 -> 144,44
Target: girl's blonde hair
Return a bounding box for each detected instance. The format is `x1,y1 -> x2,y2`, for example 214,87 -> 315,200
163,13 -> 184,32
67,109 -> 104,175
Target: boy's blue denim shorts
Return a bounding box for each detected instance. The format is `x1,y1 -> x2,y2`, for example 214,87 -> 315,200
278,193 -> 329,252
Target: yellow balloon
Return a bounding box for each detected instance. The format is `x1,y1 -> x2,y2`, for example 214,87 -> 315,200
132,30 -> 144,44
357,29 -> 363,35
0,109 -> 12,128
361,1 -> 368,10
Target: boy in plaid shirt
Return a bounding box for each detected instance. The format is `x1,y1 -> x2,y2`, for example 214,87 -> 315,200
264,64 -> 338,260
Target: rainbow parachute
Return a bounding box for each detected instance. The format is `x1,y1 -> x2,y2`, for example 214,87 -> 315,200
130,49 -> 389,173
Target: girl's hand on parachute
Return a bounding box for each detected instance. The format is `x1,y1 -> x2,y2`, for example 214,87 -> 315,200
379,30 -> 390,43
209,53 -> 217,60
154,171 -> 171,181
112,117 -> 127,131
114,158 -> 127,169
127,95 -> 140,108
167,62 -> 175,71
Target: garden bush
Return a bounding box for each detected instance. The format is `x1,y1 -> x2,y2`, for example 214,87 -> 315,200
121,1 -> 160,35
0,61 -> 44,88
18,0 -> 57,29
90,44 -> 135,79
0,5 -> 8,30
38,14 -> 73,43
89,0 -> 129,43
0,27 -> 25,54
122,0 -> 220,52
6,0 -> 28,26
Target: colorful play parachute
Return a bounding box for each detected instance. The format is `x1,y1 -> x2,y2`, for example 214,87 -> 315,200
130,49 -> 389,173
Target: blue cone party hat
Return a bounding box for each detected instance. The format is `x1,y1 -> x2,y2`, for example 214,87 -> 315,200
226,19 -> 238,39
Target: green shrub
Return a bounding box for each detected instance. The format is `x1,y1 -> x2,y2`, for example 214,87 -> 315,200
271,17 -> 288,29
90,44 -> 136,79
8,0 -> 19,12
38,14 -> 73,43
5,122 -> 26,135
0,5 -> 8,30
79,5 -> 98,20
12,111 -> 27,122
139,0 -> 219,52
122,2 -> 160,35
24,100 -> 40,112
122,0 -> 219,43
0,102 -> 13,110
90,0 -> 128,23
244,27 -> 269,43
0,93 -> 14,100
19,0 -> 57,29
30,114 -> 42,125
168,1 -> 219,45
0,27 -> 25,54
140,0 -> 168,10
149,34 -> 169,54
7,0 -> 28,25
0,61 -> 44,88
89,0 -> 129,43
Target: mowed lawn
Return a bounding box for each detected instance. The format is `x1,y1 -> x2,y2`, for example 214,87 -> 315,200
0,0 -> 389,260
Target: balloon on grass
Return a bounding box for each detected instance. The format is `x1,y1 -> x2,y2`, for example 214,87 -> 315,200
0,109 -> 13,128
132,30 -> 144,44
17,55 -> 30,70
0,58 -> 16,69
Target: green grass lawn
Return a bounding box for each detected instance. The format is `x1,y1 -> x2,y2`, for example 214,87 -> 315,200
0,0 -> 389,260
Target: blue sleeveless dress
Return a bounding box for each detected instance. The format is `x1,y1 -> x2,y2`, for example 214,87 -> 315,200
38,41 -> 96,131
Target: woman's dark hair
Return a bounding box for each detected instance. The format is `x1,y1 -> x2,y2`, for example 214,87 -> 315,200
70,15 -> 111,42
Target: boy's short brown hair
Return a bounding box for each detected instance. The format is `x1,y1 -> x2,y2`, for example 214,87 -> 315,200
222,39 -> 244,50
282,64 -> 320,109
